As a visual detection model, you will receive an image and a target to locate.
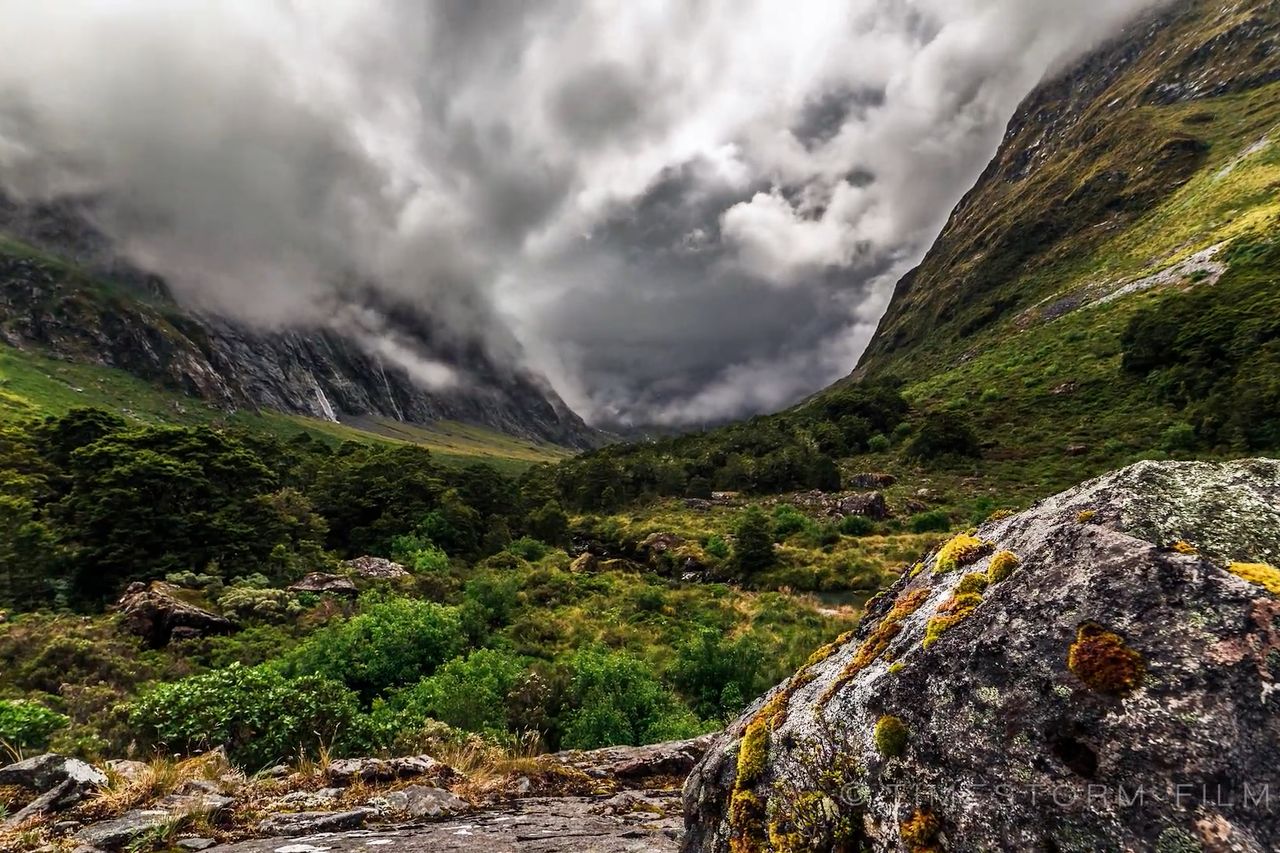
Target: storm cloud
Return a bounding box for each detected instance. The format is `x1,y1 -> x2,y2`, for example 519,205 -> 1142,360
0,0 -> 1167,427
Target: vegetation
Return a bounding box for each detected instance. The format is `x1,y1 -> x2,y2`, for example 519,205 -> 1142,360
1067,623 -> 1146,697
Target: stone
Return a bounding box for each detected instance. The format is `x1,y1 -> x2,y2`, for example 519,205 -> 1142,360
555,735 -> 716,784
75,809 -> 172,849
270,788 -> 344,811
343,555 -> 410,579
106,760 -> 149,784
116,581 -> 235,647
683,459 -> 1280,853
1067,443 -> 1090,456
326,755 -> 454,786
176,839 -> 217,851
256,808 -> 371,837
1,753 -> 107,822
367,785 -> 469,819
837,491 -> 889,520
568,552 -> 599,573
849,472 -> 897,490
287,572 -> 358,597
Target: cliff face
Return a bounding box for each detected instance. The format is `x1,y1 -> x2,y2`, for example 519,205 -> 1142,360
854,0 -> 1280,381
0,197 -> 600,449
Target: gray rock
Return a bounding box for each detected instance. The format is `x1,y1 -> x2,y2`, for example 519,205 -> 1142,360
1,753 -> 107,823
343,556 -> 410,580
106,759 -> 149,784
287,572 -> 358,597
116,581 -> 235,647
683,459 -> 1280,853
256,808 -> 371,836
74,810 -> 172,849
368,785 -> 468,819
555,735 -> 716,784
270,787 -> 344,811
176,839 -> 217,851
205,794 -> 682,852
327,755 -> 454,786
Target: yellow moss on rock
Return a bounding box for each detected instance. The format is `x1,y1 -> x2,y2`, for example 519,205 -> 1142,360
873,715 -> 909,758
1171,540 -> 1198,555
986,550 -> 1020,584
900,808 -> 942,852
956,572 -> 989,595
821,587 -> 932,704
1076,509 -> 1097,523
1229,562 -> 1280,595
934,533 -> 994,575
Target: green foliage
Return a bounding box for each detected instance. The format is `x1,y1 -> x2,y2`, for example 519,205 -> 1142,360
704,534 -> 730,560
0,699 -> 69,752
838,515 -> 876,537
215,585 -> 304,623
130,663 -> 362,768
908,510 -> 951,534
732,507 -> 776,575
397,649 -> 527,737
391,534 -> 451,573
284,597 -> 466,701
772,505 -> 815,540
905,410 -> 982,461
526,500 -> 570,546
671,628 -> 767,718
867,434 -> 891,453
561,647 -> 705,749
507,537 -> 549,562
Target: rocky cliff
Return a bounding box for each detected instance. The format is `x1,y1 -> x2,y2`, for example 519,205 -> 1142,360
855,0 -> 1280,381
683,458 -> 1280,852
0,196 -> 600,448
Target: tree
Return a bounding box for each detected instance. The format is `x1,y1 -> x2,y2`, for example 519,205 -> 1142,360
732,507 -> 775,575
526,499 -> 569,547
905,411 -> 982,461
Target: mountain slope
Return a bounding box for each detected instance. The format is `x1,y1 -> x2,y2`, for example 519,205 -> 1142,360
0,197 -> 601,450
856,0 -> 1280,382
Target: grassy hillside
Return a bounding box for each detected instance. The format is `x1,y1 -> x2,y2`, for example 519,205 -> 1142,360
0,343 -> 567,473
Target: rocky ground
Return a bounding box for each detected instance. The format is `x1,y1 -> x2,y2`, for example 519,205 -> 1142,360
0,738 -> 711,852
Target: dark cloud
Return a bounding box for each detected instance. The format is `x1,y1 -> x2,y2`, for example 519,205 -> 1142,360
0,0 -> 1168,426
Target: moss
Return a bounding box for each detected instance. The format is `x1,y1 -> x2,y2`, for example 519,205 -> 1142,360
937,592 -> 983,614
1154,826 -> 1202,853
821,588 -> 931,704
1171,540 -> 1199,555
1067,622 -> 1146,696
804,630 -> 858,669
729,789 -> 767,853
934,533 -> 994,575
1076,509 -> 1097,524
873,715 -> 909,758
956,572 -> 989,595
737,717 -> 770,786
923,612 -> 971,649
888,661 -> 906,675
1229,562 -> 1280,595
900,808 -> 942,852
908,561 -> 926,579
986,550 -> 1020,584
984,509 -> 1014,523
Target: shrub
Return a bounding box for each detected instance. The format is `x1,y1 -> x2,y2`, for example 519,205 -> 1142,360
397,649 -> 528,737
908,510 -> 951,534
772,505 -> 813,540
905,410 -> 982,461
216,586 -> 303,623
284,598 -> 466,701
130,663 -> 363,768
732,508 -> 776,575
838,515 -> 876,537
1160,422 -> 1198,452
670,628 -> 767,718
561,647 -> 705,749
0,699 -> 69,752
704,535 -> 730,560
507,537 -> 550,562
867,434 -> 891,453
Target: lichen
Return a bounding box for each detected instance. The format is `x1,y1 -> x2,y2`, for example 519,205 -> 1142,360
986,550 -> 1020,583
900,808 -> 942,852
1067,622 -> 1146,696
1077,509 -> 1097,523
934,533 -> 994,575
737,715 -> 770,786
908,561 -> 926,579
1229,562 -> 1280,595
873,715 -> 908,758
1171,540 -> 1199,555
804,630 -> 858,669
984,508 -> 1014,523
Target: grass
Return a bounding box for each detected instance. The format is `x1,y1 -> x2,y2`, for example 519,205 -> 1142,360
0,343 -> 566,473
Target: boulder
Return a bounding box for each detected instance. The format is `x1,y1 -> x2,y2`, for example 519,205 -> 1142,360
116,581 -> 235,647
367,785 -> 469,819
343,555 -> 410,580
557,735 -> 716,783
75,809 -> 172,849
683,459 -> 1280,853
256,808 -> 371,836
837,491 -> 889,520
287,572 -> 358,597
569,552 -> 599,573
0,753 -> 106,824
849,472 -> 897,490
327,755 -> 455,787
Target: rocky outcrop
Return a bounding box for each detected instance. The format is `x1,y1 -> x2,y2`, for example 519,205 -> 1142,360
116,581 -> 236,647
287,572 -> 358,597
344,555 -> 410,580
683,459 -> 1280,852
0,753 -> 107,826
326,754 -> 456,787
557,735 -> 717,783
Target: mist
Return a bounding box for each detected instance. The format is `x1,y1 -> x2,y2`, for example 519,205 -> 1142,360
0,0 -> 1168,426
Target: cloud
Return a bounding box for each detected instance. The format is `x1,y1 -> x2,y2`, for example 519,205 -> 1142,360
0,0 -> 1167,427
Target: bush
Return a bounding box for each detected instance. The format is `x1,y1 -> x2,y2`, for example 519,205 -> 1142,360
732,507 -> 776,575
1160,422 -> 1198,452
0,699 -> 69,752
905,411 -> 982,461
397,649 -> 528,737
771,505 -> 813,541
908,510 -> 951,534
130,663 -> 363,768
704,535 -> 730,560
561,648 -> 705,749
507,537 -> 549,562
670,628 -> 766,718
216,586 -> 304,622
838,515 -> 876,537
867,434 -> 891,453
284,598 -> 466,701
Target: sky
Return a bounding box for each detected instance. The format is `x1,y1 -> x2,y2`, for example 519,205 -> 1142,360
0,0 -> 1166,428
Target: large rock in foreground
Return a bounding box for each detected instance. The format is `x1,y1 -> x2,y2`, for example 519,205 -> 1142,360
683,459 -> 1280,852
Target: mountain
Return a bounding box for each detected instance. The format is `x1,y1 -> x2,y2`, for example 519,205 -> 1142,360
0,195 -> 601,450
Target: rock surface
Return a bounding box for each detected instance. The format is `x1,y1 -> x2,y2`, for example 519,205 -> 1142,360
558,736 -> 717,783
683,459 -> 1280,852
0,753 -> 106,824
256,808 -> 372,837
326,755 -> 455,786
287,572 -> 358,597
343,556 -> 410,580
116,581 -> 236,647
207,794 -> 682,853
